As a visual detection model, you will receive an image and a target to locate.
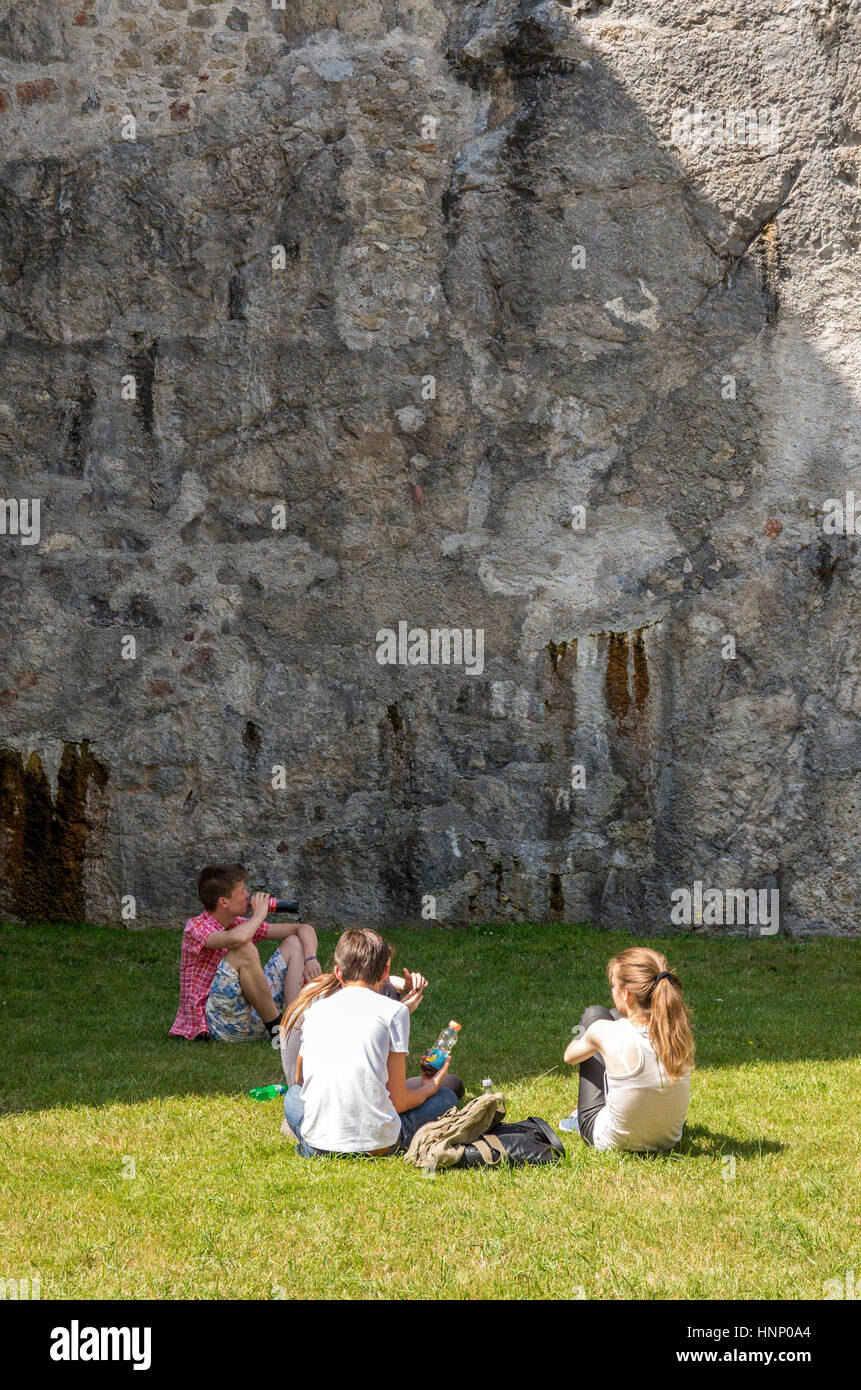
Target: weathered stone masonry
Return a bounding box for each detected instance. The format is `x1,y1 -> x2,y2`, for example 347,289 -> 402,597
0,1 -> 859,932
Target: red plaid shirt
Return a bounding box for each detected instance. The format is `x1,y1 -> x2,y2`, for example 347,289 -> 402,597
169,910 -> 271,1039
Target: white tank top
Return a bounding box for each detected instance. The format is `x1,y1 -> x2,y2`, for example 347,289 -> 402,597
592,1018 -> 691,1153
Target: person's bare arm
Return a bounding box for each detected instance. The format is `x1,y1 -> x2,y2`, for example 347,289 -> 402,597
266,921 -> 297,940
295,1052 -> 303,1086
200,892 -> 268,949
266,922 -> 320,980
386,1051 -> 449,1112
387,969 -> 428,1014
563,1021 -> 605,1067
297,923 -> 320,979
198,928 -> 246,950
266,920 -> 313,942
200,920 -> 258,949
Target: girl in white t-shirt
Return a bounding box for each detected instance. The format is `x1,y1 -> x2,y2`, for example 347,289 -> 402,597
563,947 -> 694,1153
279,960 -> 437,1092
278,927 -> 459,1157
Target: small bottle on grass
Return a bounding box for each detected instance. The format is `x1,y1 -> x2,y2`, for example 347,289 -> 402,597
248,1083 -> 288,1101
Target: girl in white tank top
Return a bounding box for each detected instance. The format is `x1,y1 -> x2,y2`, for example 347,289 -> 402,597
591,1016 -> 691,1152
563,947 -> 694,1153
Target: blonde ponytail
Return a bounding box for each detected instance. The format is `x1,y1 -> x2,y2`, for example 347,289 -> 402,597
607,948 -> 695,1081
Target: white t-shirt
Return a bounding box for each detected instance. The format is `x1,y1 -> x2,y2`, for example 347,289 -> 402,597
298,986 -> 410,1153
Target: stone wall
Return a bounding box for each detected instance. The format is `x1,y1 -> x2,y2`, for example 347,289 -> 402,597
1,0 -> 859,932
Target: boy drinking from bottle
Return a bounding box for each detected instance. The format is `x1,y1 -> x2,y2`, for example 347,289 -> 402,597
169,863 -> 318,1042
281,927 -> 460,1157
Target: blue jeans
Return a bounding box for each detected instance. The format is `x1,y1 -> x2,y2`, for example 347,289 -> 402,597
283,1084 -> 458,1158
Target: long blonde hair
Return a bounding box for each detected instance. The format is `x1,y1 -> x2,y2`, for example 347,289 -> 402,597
279,972 -> 340,1044
608,947 -> 694,1081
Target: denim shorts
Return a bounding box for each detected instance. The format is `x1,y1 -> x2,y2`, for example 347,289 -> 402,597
204,948 -> 288,1041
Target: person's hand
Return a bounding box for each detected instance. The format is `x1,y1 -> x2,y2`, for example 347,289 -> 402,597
424,1056 -> 450,1093
249,891 -> 269,923
303,954 -> 322,984
400,967 -> 427,1014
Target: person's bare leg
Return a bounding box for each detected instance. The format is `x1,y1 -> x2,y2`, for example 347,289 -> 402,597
224,941 -> 279,1022
277,939 -> 312,1083
277,934 -> 305,1013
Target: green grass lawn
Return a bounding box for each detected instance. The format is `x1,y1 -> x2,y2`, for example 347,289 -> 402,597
1,921 -> 859,1300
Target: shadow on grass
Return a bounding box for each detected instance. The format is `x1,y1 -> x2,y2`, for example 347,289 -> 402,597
559,1123 -> 784,1162
673,1124 -> 784,1159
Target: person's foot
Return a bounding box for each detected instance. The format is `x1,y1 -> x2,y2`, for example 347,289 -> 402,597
559,1110 -> 580,1134
281,1118 -> 297,1143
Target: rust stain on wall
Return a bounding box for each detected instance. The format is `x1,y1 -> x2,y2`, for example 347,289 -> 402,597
604,628 -> 650,726
757,217 -> 781,324
0,741 -> 109,922
547,639 -> 568,673
543,638 -> 577,716
604,631 -> 631,724
632,629 -> 649,711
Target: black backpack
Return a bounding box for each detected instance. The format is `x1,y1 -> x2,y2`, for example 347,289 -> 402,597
458,1116 -> 565,1168
402,1093 -> 565,1171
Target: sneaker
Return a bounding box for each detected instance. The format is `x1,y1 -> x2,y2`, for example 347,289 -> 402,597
559,1110 -> 580,1134
281,1118 -> 297,1143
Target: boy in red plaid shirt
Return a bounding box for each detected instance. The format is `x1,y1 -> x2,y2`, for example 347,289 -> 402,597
169,863 -> 319,1042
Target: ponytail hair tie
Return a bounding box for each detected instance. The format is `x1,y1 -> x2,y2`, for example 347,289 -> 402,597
654,970 -> 673,985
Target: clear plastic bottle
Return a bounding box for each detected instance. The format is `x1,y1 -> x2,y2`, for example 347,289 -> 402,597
420,1021 -> 461,1075
248,1083 -> 288,1101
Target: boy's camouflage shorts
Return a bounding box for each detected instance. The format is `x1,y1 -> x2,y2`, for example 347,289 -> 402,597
204,949 -> 288,1041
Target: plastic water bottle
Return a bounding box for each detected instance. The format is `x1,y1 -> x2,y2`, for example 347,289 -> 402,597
248,1083 -> 288,1101
421,1021 -> 461,1075
481,1078 -> 493,1093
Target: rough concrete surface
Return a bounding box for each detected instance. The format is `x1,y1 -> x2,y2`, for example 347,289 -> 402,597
0,0 -> 858,932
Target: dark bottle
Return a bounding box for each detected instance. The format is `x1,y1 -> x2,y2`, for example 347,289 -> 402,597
267,896 -> 299,913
